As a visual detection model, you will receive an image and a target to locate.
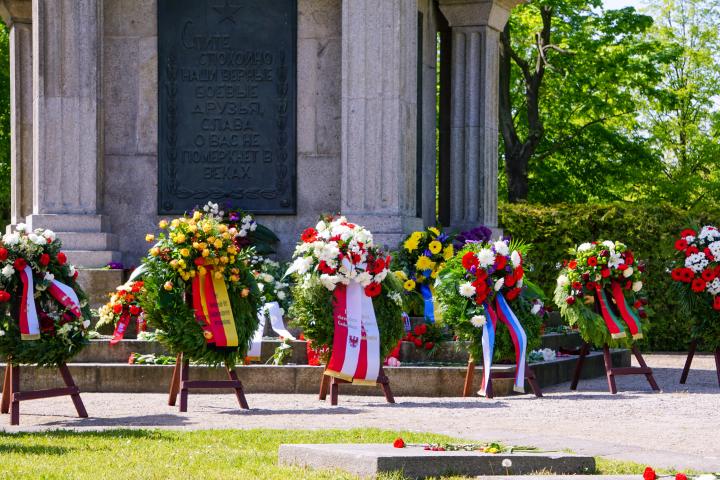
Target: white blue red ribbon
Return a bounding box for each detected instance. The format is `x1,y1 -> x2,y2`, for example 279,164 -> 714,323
419,283 -> 435,324
479,302 -> 498,396
18,266 -> 40,340
496,292 -> 528,393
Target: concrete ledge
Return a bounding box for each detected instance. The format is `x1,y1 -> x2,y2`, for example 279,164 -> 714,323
1,349 -> 629,396
278,443 -> 596,478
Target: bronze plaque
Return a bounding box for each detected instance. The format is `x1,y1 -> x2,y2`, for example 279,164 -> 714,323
158,0 -> 297,214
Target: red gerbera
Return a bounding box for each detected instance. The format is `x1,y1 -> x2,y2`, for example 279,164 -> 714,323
364,282 -> 382,298
701,269 -> 716,282
691,278 -> 706,293
300,227 -> 318,243
587,256 -> 598,267
680,268 -> 695,283
680,229 -> 696,238
714,296 -> 720,311
685,246 -> 699,257
675,473 -> 687,480
675,239 -> 688,251
671,268 -> 684,282
462,252 -> 478,270
568,260 -> 578,270
371,257 -> 386,274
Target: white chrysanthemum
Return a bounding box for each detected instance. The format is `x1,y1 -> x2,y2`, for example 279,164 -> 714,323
632,281 -> 643,292
557,274 -> 569,287
374,269 -> 388,283
493,240 -> 509,256
459,282 -> 476,298
685,253 -> 709,273
706,278 -> 720,295
470,315 -> 486,328
319,274 -> 338,291
623,266 -> 634,278
29,233 -> 46,246
355,271 -> 372,287
494,278 -> 505,292
1,265 -> 14,278
290,256 -> 313,275
510,250 -> 522,268
15,223 -> 27,232
42,229 -> 56,242
602,240 -> 616,251
577,242 -> 592,252
277,290 -> 286,300
3,233 -> 19,245
316,220 -> 327,232
477,248 -> 495,268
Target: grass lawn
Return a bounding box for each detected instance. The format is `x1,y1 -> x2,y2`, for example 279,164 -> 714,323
0,428 -> 656,479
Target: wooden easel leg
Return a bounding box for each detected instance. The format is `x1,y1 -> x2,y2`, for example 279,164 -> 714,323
10,364 -> 19,425
378,366 -> 395,404
603,345 -> 617,394
226,366 -> 250,410
168,353 -> 182,406
485,377 -> 494,399
319,374 -> 330,401
631,345 -> 660,391
1,363 -> 10,414
715,348 -> 720,388
179,354 -> 189,413
463,360 -> 475,397
58,363 -> 88,418
525,364 -> 543,398
330,378 -> 339,406
570,343 -> 589,391
680,340 -> 697,384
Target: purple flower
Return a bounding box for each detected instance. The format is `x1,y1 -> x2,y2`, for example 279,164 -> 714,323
106,262 -> 124,270
454,226 -> 492,249
469,266 -> 477,275
424,249 -> 432,257
229,211 -> 241,222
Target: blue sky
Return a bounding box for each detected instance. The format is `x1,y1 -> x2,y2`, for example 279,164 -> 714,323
603,0 -> 644,8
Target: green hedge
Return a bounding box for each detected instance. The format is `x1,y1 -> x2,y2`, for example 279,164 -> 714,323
499,202 -> 720,352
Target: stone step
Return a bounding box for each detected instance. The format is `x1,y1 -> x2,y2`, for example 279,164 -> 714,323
54,231 -> 119,251
65,250 -> 122,268
75,269 -> 125,308
25,213 -> 110,233
8,349 -> 629,396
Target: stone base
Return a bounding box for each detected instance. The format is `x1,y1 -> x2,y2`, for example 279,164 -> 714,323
277,443 -> 595,478
75,268 -> 125,308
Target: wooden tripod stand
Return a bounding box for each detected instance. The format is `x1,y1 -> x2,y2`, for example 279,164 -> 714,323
168,352 -> 249,412
318,367 -> 395,406
568,342 -> 660,394
1,362 -> 88,425
680,339 -> 720,388
463,359 -> 543,398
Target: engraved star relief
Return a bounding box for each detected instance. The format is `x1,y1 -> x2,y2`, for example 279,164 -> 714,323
213,0 -> 241,24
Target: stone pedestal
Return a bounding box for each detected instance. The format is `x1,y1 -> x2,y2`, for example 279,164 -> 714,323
439,0 -> 520,232
340,0 -> 423,248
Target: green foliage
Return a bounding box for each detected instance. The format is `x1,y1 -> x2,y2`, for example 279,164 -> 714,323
290,273 -> 405,359
139,254 -> 261,368
0,21 -> 9,227
500,201 -> 720,351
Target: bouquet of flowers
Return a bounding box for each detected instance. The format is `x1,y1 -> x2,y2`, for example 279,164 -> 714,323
394,227 -> 454,322
221,203 -> 279,255
435,239 -> 532,393
0,225 -> 92,366
554,240 -> 649,348
138,206 -> 261,366
670,226 -> 720,348
250,256 -> 292,313
288,216 -> 404,383
96,280 -> 147,344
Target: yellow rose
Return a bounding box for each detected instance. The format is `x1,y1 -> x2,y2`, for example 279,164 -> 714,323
178,259 -> 186,269
443,245 -> 454,261
207,236 -> 216,244
220,256 -> 229,264
171,219 -> 180,228
192,242 -> 201,250
227,246 -> 237,255
190,270 -> 196,278
163,281 -> 173,291
180,248 -> 190,257
214,239 -> 223,249
159,220 -> 168,229
174,233 -> 186,244
198,242 -> 207,250
193,211 -> 202,221
145,234 -> 155,242
150,247 -> 160,257
428,240 -> 442,255
170,259 -> 179,269
222,232 -> 231,240
198,266 -> 207,275
188,224 -> 198,233
241,288 -> 250,298
202,223 -> 212,234
229,256 -> 236,263
214,271 -> 223,280
403,279 -> 416,291
218,224 -> 228,233
230,275 -> 240,283
202,249 -> 210,258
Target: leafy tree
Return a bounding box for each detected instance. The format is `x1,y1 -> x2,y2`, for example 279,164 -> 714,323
0,22 -> 8,225
500,1 -> 673,203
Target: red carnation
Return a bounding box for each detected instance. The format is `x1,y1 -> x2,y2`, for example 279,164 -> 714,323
675,474 -> 687,480
680,229 -> 696,238
0,291 -> 10,302
514,265 -> 524,279
413,338 -> 423,347
0,248 -> 7,261
701,269 -> 716,282
129,305 -> 141,316
112,303 -> 123,314
691,278 -> 706,293
675,239 -> 688,251
424,341 -> 434,350
505,287 -> 521,301
57,252 -> 67,265
300,227 -> 318,243
475,269 -> 488,283
393,438 -> 405,449
318,261 -> 336,274
601,268 -> 611,278
624,251 -> 634,266
505,273 -> 516,287
495,255 -> 507,270
566,296 -> 576,305
586,281 -> 597,291
643,467 -> 656,480
131,281 -> 144,293
13,257 -> 26,271
571,281 -> 582,290
462,252 -> 478,270
587,256 -> 598,267
568,260 -> 577,270
364,282 -> 382,298
39,253 -> 50,266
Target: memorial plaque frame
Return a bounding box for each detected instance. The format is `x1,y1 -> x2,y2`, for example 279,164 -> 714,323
158,0 -> 297,215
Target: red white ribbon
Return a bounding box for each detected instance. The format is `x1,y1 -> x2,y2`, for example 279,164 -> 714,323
18,266 -> 40,340
248,301 -> 296,360
111,313 -> 131,345
47,279 -> 82,317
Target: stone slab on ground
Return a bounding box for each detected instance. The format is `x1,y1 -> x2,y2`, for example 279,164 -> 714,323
471,477 -> 637,480
278,443 -> 595,478
4,349 -> 628,396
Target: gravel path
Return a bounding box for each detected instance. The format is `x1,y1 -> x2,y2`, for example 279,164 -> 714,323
2,354 -> 718,472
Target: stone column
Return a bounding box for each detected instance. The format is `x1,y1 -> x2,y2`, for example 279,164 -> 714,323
0,0 -> 32,227
340,0 -> 423,248
25,0 -> 119,267
439,0 -> 520,231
